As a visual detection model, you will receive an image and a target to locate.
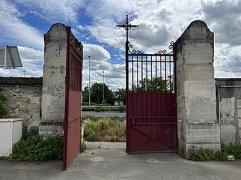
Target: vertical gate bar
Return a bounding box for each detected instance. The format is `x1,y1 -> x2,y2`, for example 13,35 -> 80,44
146,55 -> 148,138
158,55 -> 163,91
151,55 -> 152,83
155,55 -> 157,78
169,56 -> 171,93
137,55 -> 139,89
146,55 -> 148,91
174,44 -> 177,94
165,55 -> 167,91
132,55 -> 134,91
141,55 -> 143,90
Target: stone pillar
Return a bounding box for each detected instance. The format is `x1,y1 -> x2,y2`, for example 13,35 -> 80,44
39,23 -> 68,136
175,20 -> 221,156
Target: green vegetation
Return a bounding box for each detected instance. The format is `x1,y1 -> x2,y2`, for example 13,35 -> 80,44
180,144 -> 241,161
118,105 -> 126,112
83,83 -> 114,105
114,88 -> 126,105
10,130 -> 63,162
84,118 -> 126,142
83,116 -> 98,121
136,77 -> 172,92
80,141 -> 87,152
94,106 -> 106,112
0,88 -> 8,118
110,116 -> 125,121
178,147 -> 185,159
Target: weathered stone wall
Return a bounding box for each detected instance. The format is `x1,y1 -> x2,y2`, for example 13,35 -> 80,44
0,77 -> 42,128
216,78 -> 241,144
175,20 -> 221,155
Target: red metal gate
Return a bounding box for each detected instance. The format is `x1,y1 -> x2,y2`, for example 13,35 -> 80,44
63,27 -> 83,170
126,41 -> 177,153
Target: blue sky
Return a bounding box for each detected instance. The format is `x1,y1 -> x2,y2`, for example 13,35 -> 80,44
0,0 -> 241,90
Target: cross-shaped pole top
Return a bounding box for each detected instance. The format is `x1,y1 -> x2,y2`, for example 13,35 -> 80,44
116,15 -> 138,30
116,15 -> 138,96
116,15 -> 138,43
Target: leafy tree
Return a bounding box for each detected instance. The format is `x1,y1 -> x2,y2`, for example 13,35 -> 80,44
83,83 -> 114,105
114,88 -> 126,105
82,86 -> 89,103
136,77 -> 173,92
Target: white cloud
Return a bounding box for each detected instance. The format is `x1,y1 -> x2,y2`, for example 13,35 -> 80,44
85,0 -> 206,52
82,43 -> 125,90
12,0 -> 85,23
0,0 -> 43,49
83,0 -> 241,79
201,0 -> 241,46
83,44 -> 111,61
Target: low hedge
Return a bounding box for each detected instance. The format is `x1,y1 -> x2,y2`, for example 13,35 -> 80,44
11,130 -> 63,162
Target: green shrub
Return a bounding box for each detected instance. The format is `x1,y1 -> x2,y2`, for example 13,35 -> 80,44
186,143 -> 241,161
0,88 -> 7,118
178,147 -> 185,158
118,105 -> 126,112
95,106 -> 105,112
80,141 -> 87,152
84,118 -> 126,142
188,148 -> 215,161
11,130 -> 63,162
227,143 -> 241,159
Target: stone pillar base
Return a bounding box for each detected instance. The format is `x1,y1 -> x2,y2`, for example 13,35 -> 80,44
184,123 -> 221,156
39,121 -> 64,136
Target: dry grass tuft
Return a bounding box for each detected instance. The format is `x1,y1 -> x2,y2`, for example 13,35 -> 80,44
84,118 -> 126,142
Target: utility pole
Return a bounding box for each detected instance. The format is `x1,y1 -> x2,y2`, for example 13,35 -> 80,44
102,71 -> 105,103
88,55 -> 91,106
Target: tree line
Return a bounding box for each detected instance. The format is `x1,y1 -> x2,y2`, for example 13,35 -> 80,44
82,83 -> 125,105
82,77 -> 172,105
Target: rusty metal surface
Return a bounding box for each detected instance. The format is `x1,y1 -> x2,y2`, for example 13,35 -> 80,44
63,27 -> 83,170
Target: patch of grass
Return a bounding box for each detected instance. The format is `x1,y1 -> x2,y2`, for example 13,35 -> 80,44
110,116 -> 125,121
222,143 -> 241,159
188,148 -> 216,161
186,143 -> 241,161
10,130 -> 63,162
80,141 -> 87,152
84,118 -> 126,142
178,147 -> 185,159
82,116 -> 98,121
0,156 -> 12,160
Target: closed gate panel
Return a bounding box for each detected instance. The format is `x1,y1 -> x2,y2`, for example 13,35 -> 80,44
126,42 -> 177,153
